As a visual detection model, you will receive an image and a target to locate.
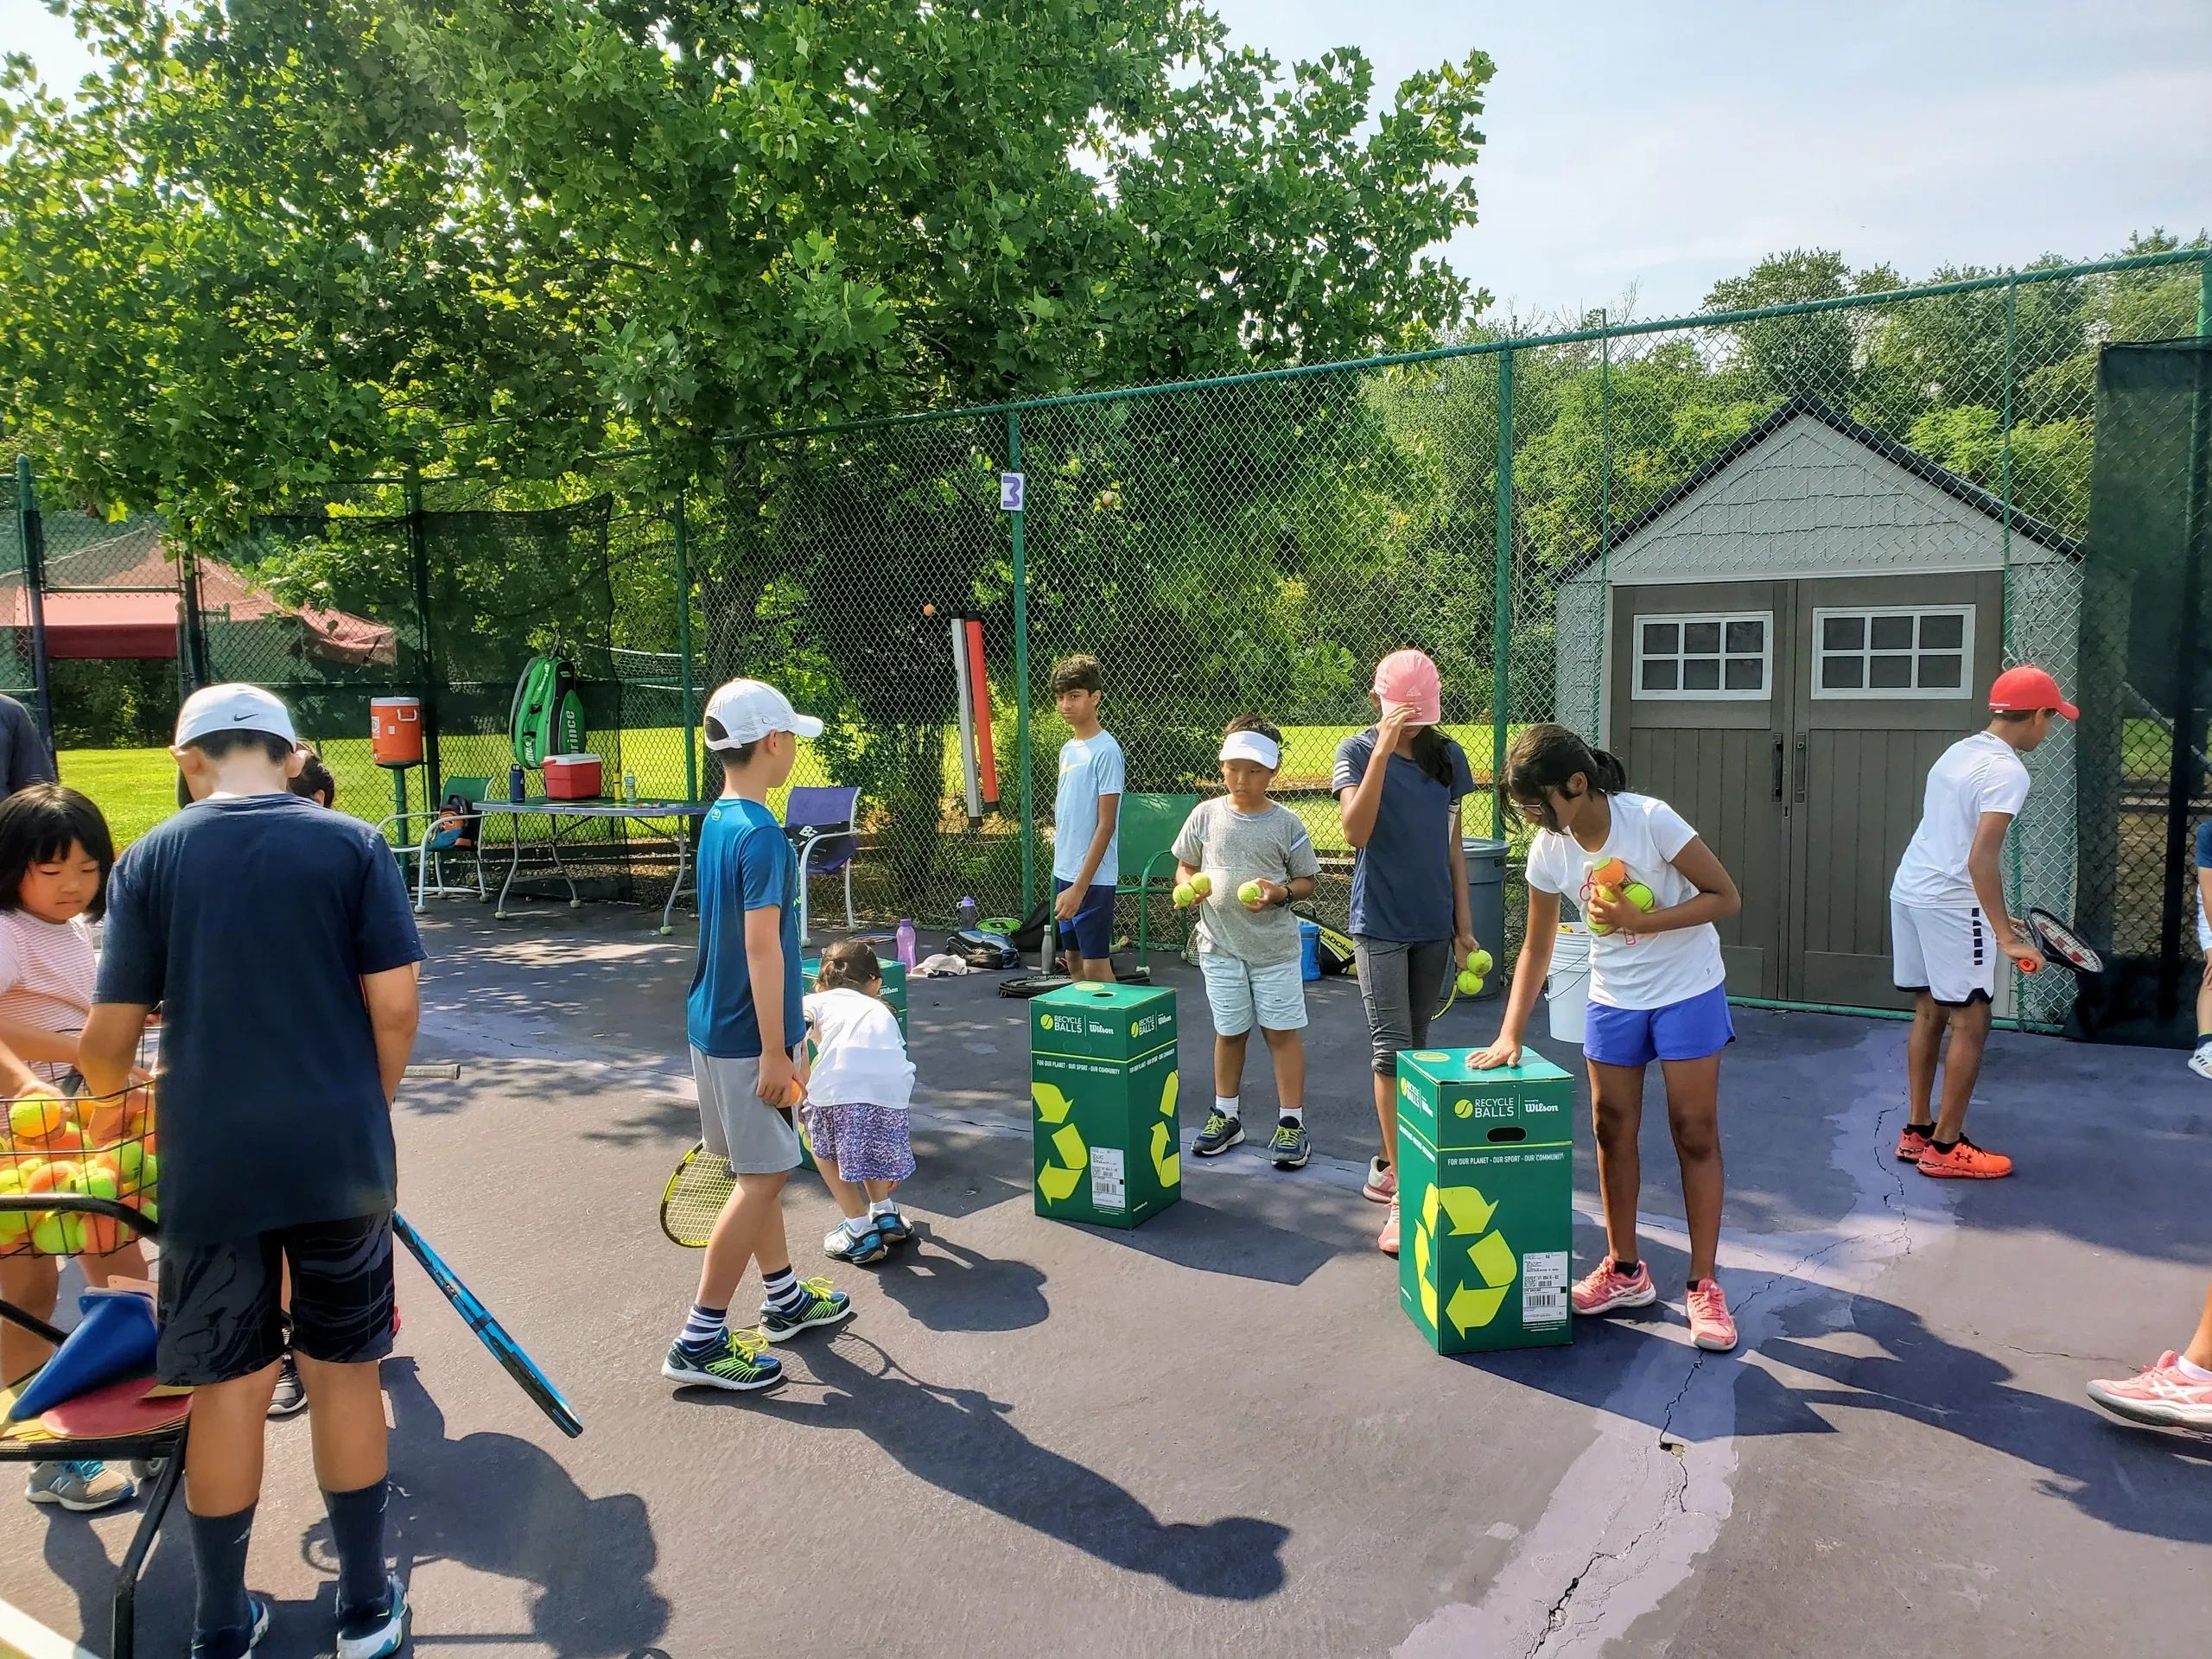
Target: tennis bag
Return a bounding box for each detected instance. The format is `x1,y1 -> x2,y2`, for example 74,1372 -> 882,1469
1296,906 -> 1357,976
509,653 -> 586,770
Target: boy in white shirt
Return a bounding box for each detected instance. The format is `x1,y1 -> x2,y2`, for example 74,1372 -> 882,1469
1889,664 -> 2075,1179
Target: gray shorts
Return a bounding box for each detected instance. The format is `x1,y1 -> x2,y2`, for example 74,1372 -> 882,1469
693,1046 -> 804,1174
1354,937 -> 1453,1076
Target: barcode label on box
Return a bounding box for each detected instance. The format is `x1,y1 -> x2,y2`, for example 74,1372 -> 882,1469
1091,1146 -> 1127,1211
1522,1251 -> 1569,1325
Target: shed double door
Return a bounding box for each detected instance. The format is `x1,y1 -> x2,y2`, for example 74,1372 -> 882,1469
1609,573 -> 2002,1007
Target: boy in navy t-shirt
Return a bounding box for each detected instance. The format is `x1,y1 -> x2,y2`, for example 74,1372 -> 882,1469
80,684 -> 423,1659
662,678 -> 852,1395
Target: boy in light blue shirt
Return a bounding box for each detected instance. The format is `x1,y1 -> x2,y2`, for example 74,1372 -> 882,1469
1050,654 -> 1125,982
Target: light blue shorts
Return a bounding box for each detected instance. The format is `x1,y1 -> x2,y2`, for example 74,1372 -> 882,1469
1198,953 -> 1308,1036
1583,983 -> 1734,1068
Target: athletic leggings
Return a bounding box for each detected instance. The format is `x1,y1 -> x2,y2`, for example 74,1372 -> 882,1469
1354,937 -> 1453,1077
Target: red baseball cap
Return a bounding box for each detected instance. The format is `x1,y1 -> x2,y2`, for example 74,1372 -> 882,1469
1988,664 -> 2078,720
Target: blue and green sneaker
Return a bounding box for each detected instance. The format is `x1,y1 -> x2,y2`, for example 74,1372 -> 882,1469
1268,1117 -> 1311,1169
760,1278 -> 853,1339
1193,1110 -> 1244,1156
662,1327 -> 785,1393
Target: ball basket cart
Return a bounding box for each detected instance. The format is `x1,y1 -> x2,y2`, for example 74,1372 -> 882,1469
0,1065 -> 177,1659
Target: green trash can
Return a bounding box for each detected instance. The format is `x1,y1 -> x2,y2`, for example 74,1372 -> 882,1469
1396,1049 -> 1575,1355
792,958 -> 909,1173
1029,982 -> 1181,1229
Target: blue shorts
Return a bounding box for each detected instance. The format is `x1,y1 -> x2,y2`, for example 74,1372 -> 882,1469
1584,983 -> 1734,1068
1054,879 -> 1116,960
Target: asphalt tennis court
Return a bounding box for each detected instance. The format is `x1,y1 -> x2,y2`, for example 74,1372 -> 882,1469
3,907 -> 2207,1657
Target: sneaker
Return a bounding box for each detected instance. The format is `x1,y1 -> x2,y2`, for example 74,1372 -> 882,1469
1193,1110 -> 1244,1156
872,1209 -> 914,1247
1572,1260 -> 1657,1317
662,1328 -> 784,1393
190,1596 -> 269,1659
337,1573 -> 410,1659
2190,1047 -> 2212,1082
1363,1157 -> 1397,1204
1377,1195 -> 1400,1256
1916,1135 -> 2013,1179
267,1352 -> 308,1419
25,1459 -> 135,1513
823,1223 -> 888,1265
760,1278 -> 853,1340
2087,1351 -> 2212,1430
1686,1278 -> 1738,1351
1268,1118 -> 1311,1169
1894,1123 -> 1936,1162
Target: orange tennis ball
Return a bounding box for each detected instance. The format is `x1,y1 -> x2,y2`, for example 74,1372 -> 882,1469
8,1096 -> 69,1143
1592,858 -> 1628,890
24,1158 -> 86,1198
2019,957 -> 2040,975
785,1080 -> 805,1108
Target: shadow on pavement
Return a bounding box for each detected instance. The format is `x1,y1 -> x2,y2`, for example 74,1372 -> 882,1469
869,1232 -> 1052,1332
696,1333 -> 1289,1599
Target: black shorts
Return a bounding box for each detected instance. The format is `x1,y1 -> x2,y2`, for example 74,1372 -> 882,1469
156,1213 -> 396,1387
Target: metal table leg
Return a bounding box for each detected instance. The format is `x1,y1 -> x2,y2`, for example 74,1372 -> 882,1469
493,811 -> 524,919
660,818 -> 692,935
544,812 -> 581,908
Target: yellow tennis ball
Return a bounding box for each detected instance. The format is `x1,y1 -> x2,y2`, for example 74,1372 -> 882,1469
1456,968 -> 1483,995
1173,881 -> 1196,909
0,1208 -> 29,1246
1238,880 -> 1265,905
1189,874 -> 1212,899
29,1211 -> 82,1255
1469,948 -> 1494,976
8,1096 -> 69,1143
1622,881 -> 1656,912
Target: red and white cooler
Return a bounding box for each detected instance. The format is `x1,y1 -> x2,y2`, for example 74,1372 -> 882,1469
542,753 -> 604,800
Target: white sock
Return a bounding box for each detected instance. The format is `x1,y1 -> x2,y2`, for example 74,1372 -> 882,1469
843,1215 -> 874,1239
869,1198 -> 898,1217
2176,1355 -> 2212,1382
1215,1096 -> 1240,1121
1280,1107 -> 1304,1125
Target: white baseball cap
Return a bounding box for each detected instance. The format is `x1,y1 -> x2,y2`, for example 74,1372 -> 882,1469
703,678 -> 823,751
174,683 -> 297,747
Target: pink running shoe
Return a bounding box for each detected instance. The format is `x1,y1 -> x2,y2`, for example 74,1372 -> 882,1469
1376,1195 -> 1401,1256
1686,1278 -> 1738,1351
1363,1158 -> 1397,1205
2087,1352 -> 2212,1431
1571,1259 -> 1656,1317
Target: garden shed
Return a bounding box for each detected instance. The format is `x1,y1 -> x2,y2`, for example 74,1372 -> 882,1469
1553,397 -> 2079,1014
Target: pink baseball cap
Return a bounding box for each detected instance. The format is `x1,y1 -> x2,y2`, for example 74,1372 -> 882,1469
1372,649 -> 1442,725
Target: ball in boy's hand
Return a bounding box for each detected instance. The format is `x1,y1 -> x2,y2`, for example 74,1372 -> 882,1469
1456,968 -> 1484,996
785,1080 -> 804,1108
1238,880 -> 1265,905
1173,882 -> 1197,909
1189,874 -> 1213,899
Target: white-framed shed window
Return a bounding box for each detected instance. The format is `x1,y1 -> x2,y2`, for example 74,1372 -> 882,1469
1632,612 -> 1772,700
1812,606 -> 1974,699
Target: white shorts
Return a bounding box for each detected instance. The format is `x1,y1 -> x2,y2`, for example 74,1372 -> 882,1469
1891,902 -> 1995,1007
1198,953 -> 1308,1036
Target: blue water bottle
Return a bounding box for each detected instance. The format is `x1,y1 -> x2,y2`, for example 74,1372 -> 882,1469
508,763 -> 526,804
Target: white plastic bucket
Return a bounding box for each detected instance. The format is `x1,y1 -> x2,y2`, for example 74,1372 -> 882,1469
1546,924 -> 1593,1044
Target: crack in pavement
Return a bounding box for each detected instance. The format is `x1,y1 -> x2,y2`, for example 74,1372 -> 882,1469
1398,1028 -> 1958,1659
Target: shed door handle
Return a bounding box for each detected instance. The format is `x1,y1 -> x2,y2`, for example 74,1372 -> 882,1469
1771,734 -> 1784,801
1792,737 -> 1808,804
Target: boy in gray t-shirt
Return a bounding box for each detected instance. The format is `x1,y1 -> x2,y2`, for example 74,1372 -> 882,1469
1172,715 -> 1323,1168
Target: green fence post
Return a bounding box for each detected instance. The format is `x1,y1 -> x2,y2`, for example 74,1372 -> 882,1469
404,465 -> 440,806
673,491 -> 699,804
1595,314 -> 1612,739
2165,251 -> 2212,1016
12,459 -> 56,770
1010,409 -> 1034,913
1491,350 -> 1515,838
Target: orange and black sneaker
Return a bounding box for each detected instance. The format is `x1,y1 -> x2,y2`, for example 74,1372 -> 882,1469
1895,1123 -> 1936,1162
1916,1135 -> 2013,1179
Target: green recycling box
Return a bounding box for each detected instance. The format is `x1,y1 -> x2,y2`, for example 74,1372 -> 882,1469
1396,1050 -> 1575,1355
1029,982 -> 1181,1229
794,958 -> 909,1173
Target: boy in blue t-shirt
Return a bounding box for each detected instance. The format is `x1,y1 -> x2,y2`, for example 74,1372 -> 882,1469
664,678 -> 852,1394
81,683 -> 424,1659
1050,654 -> 1125,982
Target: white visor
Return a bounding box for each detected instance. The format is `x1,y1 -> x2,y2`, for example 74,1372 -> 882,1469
1219,730 -> 1281,770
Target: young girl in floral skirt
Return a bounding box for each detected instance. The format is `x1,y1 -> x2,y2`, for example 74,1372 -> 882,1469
803,939 -> 918,1266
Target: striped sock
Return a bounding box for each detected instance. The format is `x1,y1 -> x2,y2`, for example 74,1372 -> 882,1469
677,1303 -> 728,1355
761,1268 -> 807,1316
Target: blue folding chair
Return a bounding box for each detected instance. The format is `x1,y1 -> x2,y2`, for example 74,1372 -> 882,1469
786,785 -> 861,946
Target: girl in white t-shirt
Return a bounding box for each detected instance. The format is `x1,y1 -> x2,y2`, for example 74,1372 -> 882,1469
800,939 -> 917,1266
1475,725 -> 1744,1353
0,785 -> 149,1514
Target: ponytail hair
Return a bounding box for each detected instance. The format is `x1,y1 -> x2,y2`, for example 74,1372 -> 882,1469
1407,726 -> 1458,789
815,938 -> 883,994
1502,723 -> 1626,823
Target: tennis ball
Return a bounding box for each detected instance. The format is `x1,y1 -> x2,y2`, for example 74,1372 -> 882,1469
29,1211 -> 82,1255
1621,880 -> 1656,912
1592,858 -> 1628,890
24,1158 -> 85,1198
1588,884 -> 1620,935
1189,873 -> 1213,899
1469,948 -> 1494,976
1456,968 -> 1484,996
1173,881 -> 1197,910
0,1207 -> 29,1247
1238,880 -> 1265,905
8,1096 -> 68,1143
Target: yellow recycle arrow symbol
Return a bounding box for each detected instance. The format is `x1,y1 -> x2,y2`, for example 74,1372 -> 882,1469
1414,1184 -> 1440,1329
1032,1083 -> 1089,1203
1446,1224 -> 1520,1336
1153,1068 -> 1180,1188
1438,1185 -> 1497,1236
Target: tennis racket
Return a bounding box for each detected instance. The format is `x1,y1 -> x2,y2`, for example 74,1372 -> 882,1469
2020,908 -> 2102,976
391,1211 -> 583,1439
660,1141 -> 736,1248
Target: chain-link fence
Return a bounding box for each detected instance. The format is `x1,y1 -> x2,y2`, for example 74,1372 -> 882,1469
9,246 -> 2209,1023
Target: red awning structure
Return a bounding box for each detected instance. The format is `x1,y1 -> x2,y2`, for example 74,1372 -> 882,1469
0,530 -> 396,664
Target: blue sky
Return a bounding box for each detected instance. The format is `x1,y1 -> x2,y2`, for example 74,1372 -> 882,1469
7,0 -> 2207,322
